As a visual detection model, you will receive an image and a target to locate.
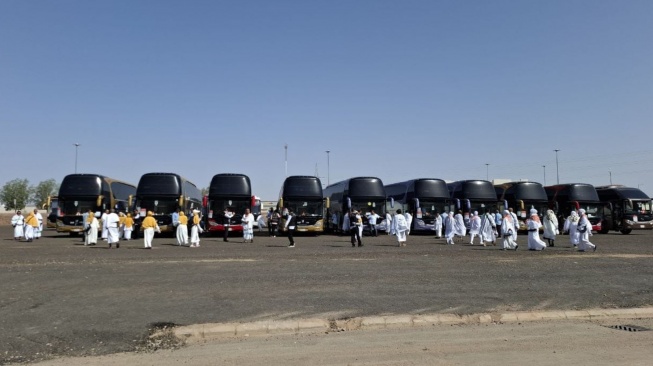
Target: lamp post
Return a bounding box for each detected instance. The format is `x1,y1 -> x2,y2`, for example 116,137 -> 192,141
485,163 -> 489,181
74,143 -> 80,173
542,165 -> 546,185
325,150 -> 330,185
284,144 -> 288,177
554,149 -> 560,184
609,171 -> 612,185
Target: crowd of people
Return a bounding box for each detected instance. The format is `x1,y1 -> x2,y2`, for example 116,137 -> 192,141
9,206 -> 597,252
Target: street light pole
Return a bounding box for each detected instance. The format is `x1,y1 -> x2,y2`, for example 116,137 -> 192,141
74,143 -> 80,173
284,144 -> 288,177
542,165 -> 546,185
325,150 -> 330,185
485,163 -> 489,181
554,149 -> 560,184
609,171 -> 612,185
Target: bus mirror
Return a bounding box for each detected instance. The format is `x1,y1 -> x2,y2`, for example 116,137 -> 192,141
465,199 -> 471,210
518,200 -> 524,210
251,196 -> 256,208
390,197 -> 394,209
179,195 -> 185,207
96,195 -> 103,207
346,197 -> 352,210
325,197 -> 330,208
554,201 -> 559,212
503,200 -> 508,210
414,198 -> 420,209
202,196 -> 208,207
46,196 -> 52,209
455,199 -> 460,209
128,195 -> 133,208
279,198 -> 284,209
573,201 -> 580,210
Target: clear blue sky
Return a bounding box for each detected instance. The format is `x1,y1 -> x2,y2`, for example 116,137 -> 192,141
1,0 -> 652,199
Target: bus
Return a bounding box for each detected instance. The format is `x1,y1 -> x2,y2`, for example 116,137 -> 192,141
495,181 -> 549,231
132,173 -> 203,233
595,185 -> 653,234
447,180 -> 498,227
544,183 -> 603,232
323,177 -> 386,233
384,178 -> 450,233
205,173 -> 255,235
56,174 -> 136,235
277,176 -> 325,233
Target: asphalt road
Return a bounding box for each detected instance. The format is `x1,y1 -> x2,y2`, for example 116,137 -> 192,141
1,227 -> 652,364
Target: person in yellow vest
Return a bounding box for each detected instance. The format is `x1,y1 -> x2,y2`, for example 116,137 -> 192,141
118,212 -> 126,239
176,211 -> 189,246
141,211 -> 159,249
190,209 -> 202,247
123,213 -> 134,240
24,210 -> 39,242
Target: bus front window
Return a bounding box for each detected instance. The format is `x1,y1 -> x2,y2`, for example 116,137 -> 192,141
137,199 -> 179,215
61,200 -> 96,215
285,201 -> 323,217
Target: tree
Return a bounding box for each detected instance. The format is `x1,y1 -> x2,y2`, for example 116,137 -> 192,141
31,179 -> 59,209
0,179 -> 30,211
201,187 -> 209,196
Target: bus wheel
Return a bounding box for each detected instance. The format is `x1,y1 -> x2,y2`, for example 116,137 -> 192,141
69,232 -> 79,237
620,229 -> 632,235
599,227 -> 610,234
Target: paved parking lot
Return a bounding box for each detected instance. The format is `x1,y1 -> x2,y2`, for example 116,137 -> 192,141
1,227 -> 652,364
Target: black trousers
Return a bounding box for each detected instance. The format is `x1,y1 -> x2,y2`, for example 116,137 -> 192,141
368,223 -> 377,236
133,224 -> 140,239
350,227 -> 361,245
223,225 -> 229,241
287,227 -> 295,244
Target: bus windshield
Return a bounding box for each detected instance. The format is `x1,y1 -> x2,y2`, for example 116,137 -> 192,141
284,200 -> 323,216
353,200 -> 385,216
416,200 -> 447,217
625,200 -> 652,215
61,199 -> 97,215
579,203 -> 601,218
209,199 -> 250,216
136,198 -> 179,215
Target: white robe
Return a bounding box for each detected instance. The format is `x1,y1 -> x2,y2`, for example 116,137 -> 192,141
342,214 -> 350,232
393,214 -> 408,243
444,215 -> 456,244
564,216 -> 580,246
176,224 -> 188,246
434,215 -> 443,238
385,213 -> 393,234
453,214 -> 466,237
11,215 -> 24,238
242,213 -> 255,240
501,216 -> 518,250
190,225 -> 200,246
86,218 -> 99,245
479,213 -> 497,243
101,213 -> 109,239
404,213 -> 413,235
143,227 -> 154,248
577,216 -> 595,251
35,212 -> 43,238
526,219 -> 547,251
469,216 -> 481,244
24,225 -> 35,240
106,213 -> 120,244
543,213 -> 559,241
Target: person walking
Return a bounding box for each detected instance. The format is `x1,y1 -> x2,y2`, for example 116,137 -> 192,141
141,211 -> 159,249
577,209 -> 597,252
85,212 -> 99,246
269,209 -> 280,237
542,209 -> 559,247
526,209 -> 547,251
34,209 -> 43,239
24,210 -> 39,242
190,209 -> 202,247
393,209 -> 409,247
479,209 -> 497,246
242,208 -> 255,243
132,210 -> 141,239
469,212 -> 481,245
266,208 -> 274,236
101,209 -> 109,241
494,209 -> 503,238
404,211 -> 413,236
106,209 -> 121,248
123,213 -> 134,240
434,210 -> 443,239
444,212 -> 456,245
563,210 -> 580,247
176,211 -> 189,246
501,210 -> 518,250
284,209 -> 297,247
453,211 -> 466,242
367,210 -> 380,237
385,211 -> 393,235
508,207 -> 519,242
349,210 -> 362,247
223,208 -> 234,242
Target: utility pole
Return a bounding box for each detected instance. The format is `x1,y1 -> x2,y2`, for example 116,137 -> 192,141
542,165 -> 546,185
554,149 -> 560,184
609,171 -> 612,185
325,150 -> 331,185
284,144 -> 288,177
485,163 -> 489,181
74,143 -> 80,173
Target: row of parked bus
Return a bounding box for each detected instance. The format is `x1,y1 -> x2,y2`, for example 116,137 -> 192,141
48,173 -> 652,236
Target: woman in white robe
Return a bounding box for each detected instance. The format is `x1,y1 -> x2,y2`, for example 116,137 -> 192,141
35,211 -> 43,239
526,209 -> 547,251
444,212 -> 456,245
542,209 -> 559,247
11,212 -> 25,240
101,210 -> 109,241
453,211 -> 466,240
563,211 -> 580,247
176,211 -> 188,246
242,209 -> 255,243
468,212 -> 481,244
86,215 -> 99,245
479,211 -> 497,246
434,212 -> 443,238
190,210 -> 202,247
577,209 -> 596,252
392,209 -> 409,246
501,210 -> 518,250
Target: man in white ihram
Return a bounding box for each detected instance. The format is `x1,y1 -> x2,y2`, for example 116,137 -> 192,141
106,209 -> 121,249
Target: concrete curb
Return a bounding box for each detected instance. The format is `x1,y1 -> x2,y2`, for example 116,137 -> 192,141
166,307 -> 653,342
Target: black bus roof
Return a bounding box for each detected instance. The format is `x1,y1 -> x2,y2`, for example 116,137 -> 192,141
324,176 -> 385,199
59,174 -> 134,197
208,173 -> 251,197
545,183 -> 600,202
496,181 -> 548,201
596,186 -> 651,200
447,180 -> 497,201
136,173 -> 196,196
281,176 -> 323,198
385,178 -> 449,199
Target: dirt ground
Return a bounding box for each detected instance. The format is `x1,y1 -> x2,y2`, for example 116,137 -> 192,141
27,319 -> 653,366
